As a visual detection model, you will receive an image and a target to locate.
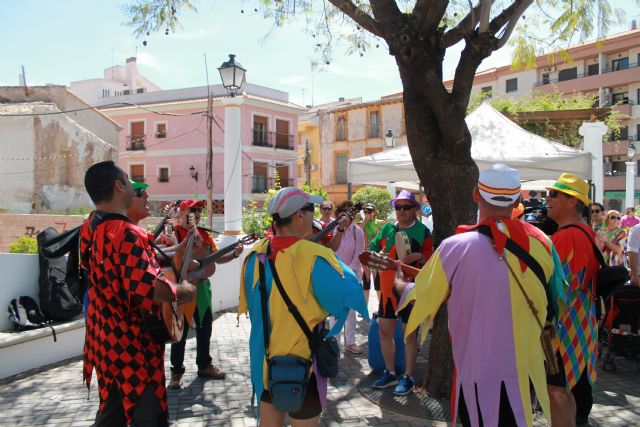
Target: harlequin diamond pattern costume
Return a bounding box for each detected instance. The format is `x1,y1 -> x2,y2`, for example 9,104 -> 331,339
80,212 -> 167,424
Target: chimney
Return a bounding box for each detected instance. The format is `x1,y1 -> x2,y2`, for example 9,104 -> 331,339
631,19 -> 637,30
126,57 -> 138,92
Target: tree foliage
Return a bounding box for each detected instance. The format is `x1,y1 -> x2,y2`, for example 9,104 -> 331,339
352,185 -> 394,220
9,236 -> 38,254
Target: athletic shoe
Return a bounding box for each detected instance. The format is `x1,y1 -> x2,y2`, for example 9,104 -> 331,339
393,374 -> 415,395
372,369 -> 398,389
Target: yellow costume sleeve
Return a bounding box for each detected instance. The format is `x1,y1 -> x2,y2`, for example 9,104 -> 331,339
401,250 -> 451,343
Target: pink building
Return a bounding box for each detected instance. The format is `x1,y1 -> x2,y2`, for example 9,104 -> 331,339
99,83 -> 305,212
444,26 -> 640,210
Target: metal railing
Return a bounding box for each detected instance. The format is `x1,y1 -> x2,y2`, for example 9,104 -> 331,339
127,136 -> 145,151
251,176 -> 294,193
252,130 -> 295,150
533,61 -> 639,87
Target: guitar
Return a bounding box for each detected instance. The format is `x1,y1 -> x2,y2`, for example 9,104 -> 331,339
181,233 -> 259,325
152,201 -> 181,240
312,203 -> 363,243
142,214 -> 196,344
358,251 -> 421,279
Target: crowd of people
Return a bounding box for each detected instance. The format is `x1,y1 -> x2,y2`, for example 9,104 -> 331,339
79,159 -> 637,426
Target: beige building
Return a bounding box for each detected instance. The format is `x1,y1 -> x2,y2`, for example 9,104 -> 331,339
0,86 -> 120,213
301,95 -> 406,203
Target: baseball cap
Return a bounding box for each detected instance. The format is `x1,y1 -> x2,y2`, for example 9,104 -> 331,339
129,179 -> 149,191
363,203 -> 375,210
478,163 -> 521,207
180,199 -> 205,211
268,187 -> 324,218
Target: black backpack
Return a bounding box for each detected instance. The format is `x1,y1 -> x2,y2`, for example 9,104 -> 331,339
37,228 -> 83,322
8,296 -> 49,329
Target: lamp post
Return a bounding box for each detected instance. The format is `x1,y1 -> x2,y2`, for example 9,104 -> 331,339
384,129 -> 395,148
218,54 -> 245,239
626,141 -> 636,210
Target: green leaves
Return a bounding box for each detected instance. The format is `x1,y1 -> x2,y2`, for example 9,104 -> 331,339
352,185 -> 393,220
122,0 -> 197,38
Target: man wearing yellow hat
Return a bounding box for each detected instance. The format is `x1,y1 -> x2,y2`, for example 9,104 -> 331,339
545,173 -> 600,426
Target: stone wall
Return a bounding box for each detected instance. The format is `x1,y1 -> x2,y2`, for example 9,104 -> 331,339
0,214 -> 161,252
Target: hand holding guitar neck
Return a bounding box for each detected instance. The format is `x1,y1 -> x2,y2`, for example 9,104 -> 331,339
312,203 -> 363,243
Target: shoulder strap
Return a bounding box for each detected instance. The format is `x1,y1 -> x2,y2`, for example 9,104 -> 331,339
562,224 -> 606,268
475,226 -> 547,286
257,254 -> 271,360
266,245 -> 315,351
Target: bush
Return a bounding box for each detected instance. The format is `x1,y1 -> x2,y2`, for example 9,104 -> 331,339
9,236 -> 39,254
352,186 -> 394,220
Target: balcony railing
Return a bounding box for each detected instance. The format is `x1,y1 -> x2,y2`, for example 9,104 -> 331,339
127,136 -> 145,151
251,176 -> 294,193
533,61 -> 639,87
131,175 -> 145,182
252,129 -> 295,150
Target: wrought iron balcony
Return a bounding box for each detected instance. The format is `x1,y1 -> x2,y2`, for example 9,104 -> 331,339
252,129 -> 295,150
126,136 -> 145,151
251,176 -> 294,193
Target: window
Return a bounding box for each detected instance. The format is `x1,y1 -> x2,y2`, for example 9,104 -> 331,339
336,153 -> 348,184
155,122 -> 167,138
336,115 -> 347,141
276,164 -> 291,187
505,78 -> 518,93
130,164 -> 145,182
123,89 -> 131,95
275,119 -> 291,149
158,167 -> 169,182
101,89 -> 110,98
637,124 -> 640,142
588,63 -> 599,76
612,92 -> 629,105
558,67 -> 577,82
541,73 -> 550,85
368,110 -> 380,138
136,88 -> 145,94
481,86 -> 492,94
612,57 -> 629,71
252,162 -> 268,193
129,121 -> 145,150
253,116 -> 269,146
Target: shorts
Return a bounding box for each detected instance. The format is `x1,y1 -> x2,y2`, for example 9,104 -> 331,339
378,296 -> 413,323
260,374 -> 321,420
362,270 -> 381,291
546,351 -> 567,387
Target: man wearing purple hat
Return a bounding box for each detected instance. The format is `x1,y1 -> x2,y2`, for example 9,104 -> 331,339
369,189 -> 433,395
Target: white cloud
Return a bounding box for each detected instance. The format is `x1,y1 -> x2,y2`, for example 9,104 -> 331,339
136,52 -> 162,72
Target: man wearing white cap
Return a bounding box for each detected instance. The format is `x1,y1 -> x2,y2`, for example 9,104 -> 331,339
397,164 -> 564,427
239,187 -> 368,426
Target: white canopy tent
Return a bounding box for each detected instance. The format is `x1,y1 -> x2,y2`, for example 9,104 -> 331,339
348,103 -> 592,188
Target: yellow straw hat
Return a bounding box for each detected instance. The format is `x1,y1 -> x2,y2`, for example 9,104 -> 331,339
547,173 -> 591,205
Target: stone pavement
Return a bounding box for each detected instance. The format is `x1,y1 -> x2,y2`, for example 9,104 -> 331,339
1,295 -> 639,426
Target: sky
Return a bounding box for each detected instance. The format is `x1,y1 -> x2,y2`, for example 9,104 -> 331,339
1,0 -> 638,107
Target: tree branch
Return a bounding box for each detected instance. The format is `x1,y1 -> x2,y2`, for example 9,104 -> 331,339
441,1 -> 485,48
478,0 -> 492,32
327,0 -> 383,37
488,0 -> 533,40
413,0 -> 450,33
494,0 -> 532,48
450,34 -> 493,114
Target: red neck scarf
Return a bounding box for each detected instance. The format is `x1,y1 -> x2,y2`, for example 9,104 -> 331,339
269,235 -> 301,259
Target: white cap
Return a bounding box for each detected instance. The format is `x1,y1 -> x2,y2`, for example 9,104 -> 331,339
478,163 -> 521,207
268,187 -> 324,218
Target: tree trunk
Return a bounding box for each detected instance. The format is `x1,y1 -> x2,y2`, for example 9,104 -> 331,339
400,80 -> 479,398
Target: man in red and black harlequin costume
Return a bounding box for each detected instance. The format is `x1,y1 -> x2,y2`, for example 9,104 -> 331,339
80,161 -> 196,427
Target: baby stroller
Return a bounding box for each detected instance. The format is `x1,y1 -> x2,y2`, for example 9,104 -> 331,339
599,285 -> 640,372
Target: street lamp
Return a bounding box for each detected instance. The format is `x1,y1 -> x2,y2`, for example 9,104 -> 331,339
384,129 -> 395,148
218,54 -> 246,97
625,140 -> 636,210
189,165 -> 198,182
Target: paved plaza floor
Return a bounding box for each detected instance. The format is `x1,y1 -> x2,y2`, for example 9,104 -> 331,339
1,294 -> 640,426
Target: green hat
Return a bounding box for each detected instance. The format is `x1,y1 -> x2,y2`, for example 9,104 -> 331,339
546,173 -> 591,205
129,179 -> 149,191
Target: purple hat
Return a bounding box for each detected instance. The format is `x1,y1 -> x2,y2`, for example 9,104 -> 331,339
391,189 -> 420,208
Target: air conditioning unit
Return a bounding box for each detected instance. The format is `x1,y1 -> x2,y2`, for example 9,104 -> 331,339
310,163 -> 317,172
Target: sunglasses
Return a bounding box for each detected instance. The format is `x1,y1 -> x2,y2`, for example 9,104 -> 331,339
547,190 -> 566,198
300,203 -> 315,212
610,216 -> 621,220
133,188 -> 145,198
395,204 -> 415,211
591,209 -> 601,214
364,209 -> 374,213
